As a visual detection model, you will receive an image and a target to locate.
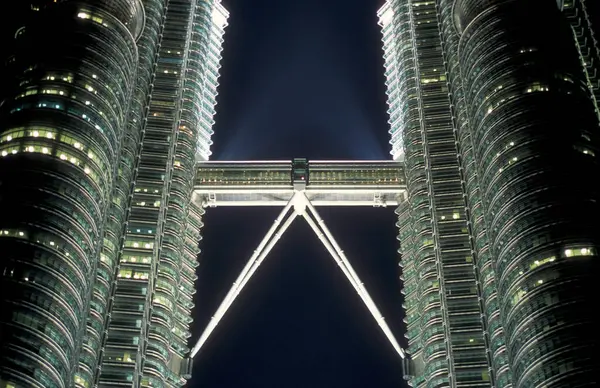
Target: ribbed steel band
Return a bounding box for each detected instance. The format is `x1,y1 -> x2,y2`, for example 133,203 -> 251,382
0,2 -> 140,387
457,1 -> 600,386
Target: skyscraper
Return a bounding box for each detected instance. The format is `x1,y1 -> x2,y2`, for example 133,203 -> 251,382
379,0 -> 600,387
0,1 -> 227,387
2,0 -> 599,387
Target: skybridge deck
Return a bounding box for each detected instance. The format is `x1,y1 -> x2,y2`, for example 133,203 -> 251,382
194,159 -> 407,207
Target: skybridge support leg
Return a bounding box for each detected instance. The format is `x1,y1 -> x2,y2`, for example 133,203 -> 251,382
301,193 -> 406,360
190,198 -> 299,358
190,191 -> 406,363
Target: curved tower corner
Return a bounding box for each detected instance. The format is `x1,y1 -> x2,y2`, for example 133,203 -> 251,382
0,1 -> 143,387
378,1 -> 492,387
94,1 -> 228,387
454,0 -> 600,386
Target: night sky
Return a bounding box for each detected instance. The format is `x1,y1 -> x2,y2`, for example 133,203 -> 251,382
190,0 -> 407,387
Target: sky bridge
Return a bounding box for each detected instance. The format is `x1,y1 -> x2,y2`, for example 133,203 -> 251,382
186,159 -> 413,380
194,159 -> 407,207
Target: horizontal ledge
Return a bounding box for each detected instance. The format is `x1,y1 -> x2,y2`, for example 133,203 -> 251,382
197,159 -> 401,164
194,187 -> 406,194
201,200 -> 401,207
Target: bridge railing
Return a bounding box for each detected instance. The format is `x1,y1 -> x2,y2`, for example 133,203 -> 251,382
309,160 -> 405,186
195,160 -> 292,187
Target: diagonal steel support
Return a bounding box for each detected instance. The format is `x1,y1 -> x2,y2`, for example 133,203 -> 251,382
190,196 -> 299,358
299,192 -> 406,360
191,191 -> 405,362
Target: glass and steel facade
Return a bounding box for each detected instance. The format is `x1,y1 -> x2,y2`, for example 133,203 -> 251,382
0,1 -> 142,387
380,0 -> 600,387
438,0 -> 513,385
98,1 -> 227,387
75,1 -> 167,387
456,1 -> 600,386
562,0 -> 600,120
379,2 -> 490,386
0,1 -> 227,387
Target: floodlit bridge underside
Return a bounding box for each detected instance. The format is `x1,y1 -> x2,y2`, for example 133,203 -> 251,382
185,160 -> 411,378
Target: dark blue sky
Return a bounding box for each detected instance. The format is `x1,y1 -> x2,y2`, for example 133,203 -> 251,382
191,1 -> 407,387
210,0 -> 391,160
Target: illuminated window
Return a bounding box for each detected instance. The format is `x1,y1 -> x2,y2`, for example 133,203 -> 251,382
526,83 -> 549,93
529,256 -> 556,270
153,295 -> 173,309
511,289 -> 527,306
74,374 -> 89,388
564,247 -> 595,257
575,145 -> 595,156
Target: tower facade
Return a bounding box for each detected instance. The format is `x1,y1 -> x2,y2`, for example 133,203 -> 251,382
0,1 -> 227,388
380,0 -> 600,387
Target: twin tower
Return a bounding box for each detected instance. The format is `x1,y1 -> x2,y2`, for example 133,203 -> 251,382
0,1 -> 599,387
